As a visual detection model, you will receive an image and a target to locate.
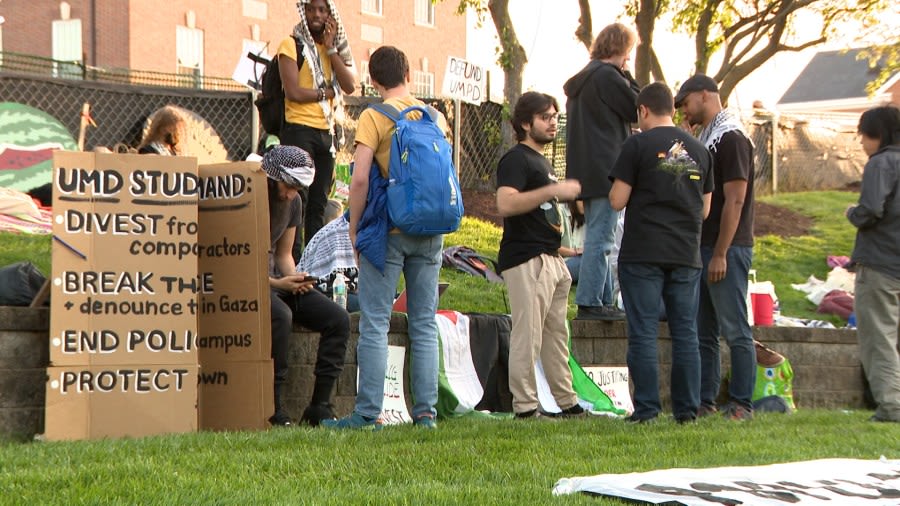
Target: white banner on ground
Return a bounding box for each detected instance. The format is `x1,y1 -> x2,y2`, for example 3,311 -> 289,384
553,458 -> 900,505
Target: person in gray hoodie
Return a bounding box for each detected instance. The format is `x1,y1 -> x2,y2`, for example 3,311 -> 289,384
846,105 -> 900,423
564,23 -> 641,321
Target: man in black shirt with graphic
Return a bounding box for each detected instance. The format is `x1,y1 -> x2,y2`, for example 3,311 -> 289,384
610,82 -> 713,423
496,91 -> 584,419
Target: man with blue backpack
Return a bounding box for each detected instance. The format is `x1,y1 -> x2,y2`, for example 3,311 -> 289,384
324,45 -> 463,430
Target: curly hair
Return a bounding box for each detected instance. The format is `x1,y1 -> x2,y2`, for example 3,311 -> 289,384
590,23 -> 637,61
139,105 -> 188,155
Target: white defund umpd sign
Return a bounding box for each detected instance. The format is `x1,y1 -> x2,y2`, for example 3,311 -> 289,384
442,56 -> 486,105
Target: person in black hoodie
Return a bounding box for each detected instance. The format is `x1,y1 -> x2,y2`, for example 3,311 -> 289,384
564,23 -> 641,321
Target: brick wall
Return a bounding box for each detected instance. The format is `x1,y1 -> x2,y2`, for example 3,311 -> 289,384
0,0 -> 467,93
0,306 -> 867,440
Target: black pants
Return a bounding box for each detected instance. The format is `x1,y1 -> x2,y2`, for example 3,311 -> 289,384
271,288 -> 349,391
280,122 -> 335,256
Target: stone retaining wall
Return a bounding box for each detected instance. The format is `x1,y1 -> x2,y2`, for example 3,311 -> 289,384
1,307 -> 864,439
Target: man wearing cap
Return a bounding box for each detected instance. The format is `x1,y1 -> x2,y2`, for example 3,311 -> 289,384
564,23 -> 641,321
676,74 -> 756,421
263,145 -> 351,427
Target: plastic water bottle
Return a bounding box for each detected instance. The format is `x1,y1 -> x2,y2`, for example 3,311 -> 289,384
332,272 -> 347,309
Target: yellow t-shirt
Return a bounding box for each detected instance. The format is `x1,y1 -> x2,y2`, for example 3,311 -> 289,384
355,96 -> 450,178
276,37 -> 333,130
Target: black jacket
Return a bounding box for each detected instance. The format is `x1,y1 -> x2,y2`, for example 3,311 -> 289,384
564,60 -> 640,199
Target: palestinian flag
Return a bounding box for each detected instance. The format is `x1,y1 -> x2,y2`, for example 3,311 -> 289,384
435,310 -> 624,418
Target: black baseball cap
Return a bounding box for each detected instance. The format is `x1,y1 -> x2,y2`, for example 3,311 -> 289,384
674,74 -> 719,107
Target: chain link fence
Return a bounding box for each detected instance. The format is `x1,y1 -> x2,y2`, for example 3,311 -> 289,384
1,52 -> 866,197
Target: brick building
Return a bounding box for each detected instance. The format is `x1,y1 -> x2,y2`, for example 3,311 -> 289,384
0,0 -> 468,96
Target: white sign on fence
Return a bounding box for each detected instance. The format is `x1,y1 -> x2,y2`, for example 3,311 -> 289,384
441,56 -> 486,104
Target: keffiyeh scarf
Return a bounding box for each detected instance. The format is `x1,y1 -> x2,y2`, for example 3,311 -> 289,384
699,109 -> 748,152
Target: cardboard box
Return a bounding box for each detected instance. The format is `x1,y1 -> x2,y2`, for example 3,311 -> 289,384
196,162 -> 271,363
197,360 -> 272,431
44,364 -> 198,441
50,152 -> 200,367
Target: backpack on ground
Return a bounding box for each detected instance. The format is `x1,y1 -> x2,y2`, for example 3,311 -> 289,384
251,37 -> 304,137
369,103 -> 464,236
441,245 -> 502,283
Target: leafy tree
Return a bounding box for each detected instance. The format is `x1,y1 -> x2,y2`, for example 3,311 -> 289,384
624,0 -> 893,103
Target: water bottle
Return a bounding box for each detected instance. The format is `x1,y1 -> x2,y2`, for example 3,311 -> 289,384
332,272 -> 347,309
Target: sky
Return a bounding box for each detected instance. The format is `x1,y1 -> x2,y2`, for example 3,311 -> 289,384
463,1 -> 848,112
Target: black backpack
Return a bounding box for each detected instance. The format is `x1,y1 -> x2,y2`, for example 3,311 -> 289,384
252,37 -> 304,137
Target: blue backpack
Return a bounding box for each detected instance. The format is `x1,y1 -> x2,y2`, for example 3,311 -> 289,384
369,103 -> 464,236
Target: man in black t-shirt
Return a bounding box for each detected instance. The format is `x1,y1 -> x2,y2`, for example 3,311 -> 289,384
676,74 -> 756,421
496,92 -> 584,419
609,82 -> 713,423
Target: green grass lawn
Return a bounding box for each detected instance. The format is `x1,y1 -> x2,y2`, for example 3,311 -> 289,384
1,410 -> 896,505
0,190 -> 861,322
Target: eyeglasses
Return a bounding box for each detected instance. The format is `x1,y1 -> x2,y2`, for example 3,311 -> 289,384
537,113 -> 559,123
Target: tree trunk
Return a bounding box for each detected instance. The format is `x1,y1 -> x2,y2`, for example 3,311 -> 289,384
575,0 -> 593,52
488,0 -> 526,149
633,0 -> 658,86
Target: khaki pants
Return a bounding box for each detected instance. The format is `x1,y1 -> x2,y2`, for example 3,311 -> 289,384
503,253 -> 578,413
855,265 -> 900,421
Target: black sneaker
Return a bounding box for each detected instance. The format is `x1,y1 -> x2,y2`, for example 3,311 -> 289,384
575,305 -> 625,321
552,403 -> 587,418
300,403 -> 337,427
624,414 -> 657,424
268,411 -> 293,427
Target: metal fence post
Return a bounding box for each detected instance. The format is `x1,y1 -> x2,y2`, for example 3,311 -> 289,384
251,89 -> 260,155
453,98 -> 461,174
771,113 -> 778,194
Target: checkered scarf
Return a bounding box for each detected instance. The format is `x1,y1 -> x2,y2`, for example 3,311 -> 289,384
699,109 -> 748,152
262,145 -> 315,188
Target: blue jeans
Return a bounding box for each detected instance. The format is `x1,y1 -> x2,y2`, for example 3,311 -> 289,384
697,246 -> 756,409
576,197 -> 618,307
355,233 -> 443,420
619,262 -> 702,420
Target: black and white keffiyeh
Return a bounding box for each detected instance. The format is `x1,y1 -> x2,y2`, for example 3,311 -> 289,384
294,0 -> 354,143
262,145 -> 315,188
699,108 -> 748,152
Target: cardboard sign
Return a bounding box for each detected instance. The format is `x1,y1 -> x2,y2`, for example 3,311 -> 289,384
373,345 -> 411,425
196,162 -> 272,430
581,366 -> 634,415
50,152 -> 200,366
197,360 -> 271,431
196,162 -> 271,363
47,152 -> 200,440
441,56 -> 486,104
44,364 -> 199,440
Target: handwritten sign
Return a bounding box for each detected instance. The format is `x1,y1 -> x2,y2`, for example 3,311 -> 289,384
196,162 -> 272,430
46,151 -> 200,440
581,366 -> 634,415
371,345 -> 411,425
441,56 -> 486,104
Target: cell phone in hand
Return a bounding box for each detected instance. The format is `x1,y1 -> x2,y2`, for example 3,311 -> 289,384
301,275 -> 320,283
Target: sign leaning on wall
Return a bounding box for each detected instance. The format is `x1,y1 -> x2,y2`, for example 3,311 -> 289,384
46,152 -> 201,441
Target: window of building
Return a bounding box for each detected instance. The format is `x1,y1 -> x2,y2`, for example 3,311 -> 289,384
414,0 -> 435,26
176,25 -> 204,86
52,18 -> 83,79
361,0 -> 382,15
412,70 -> 435,98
